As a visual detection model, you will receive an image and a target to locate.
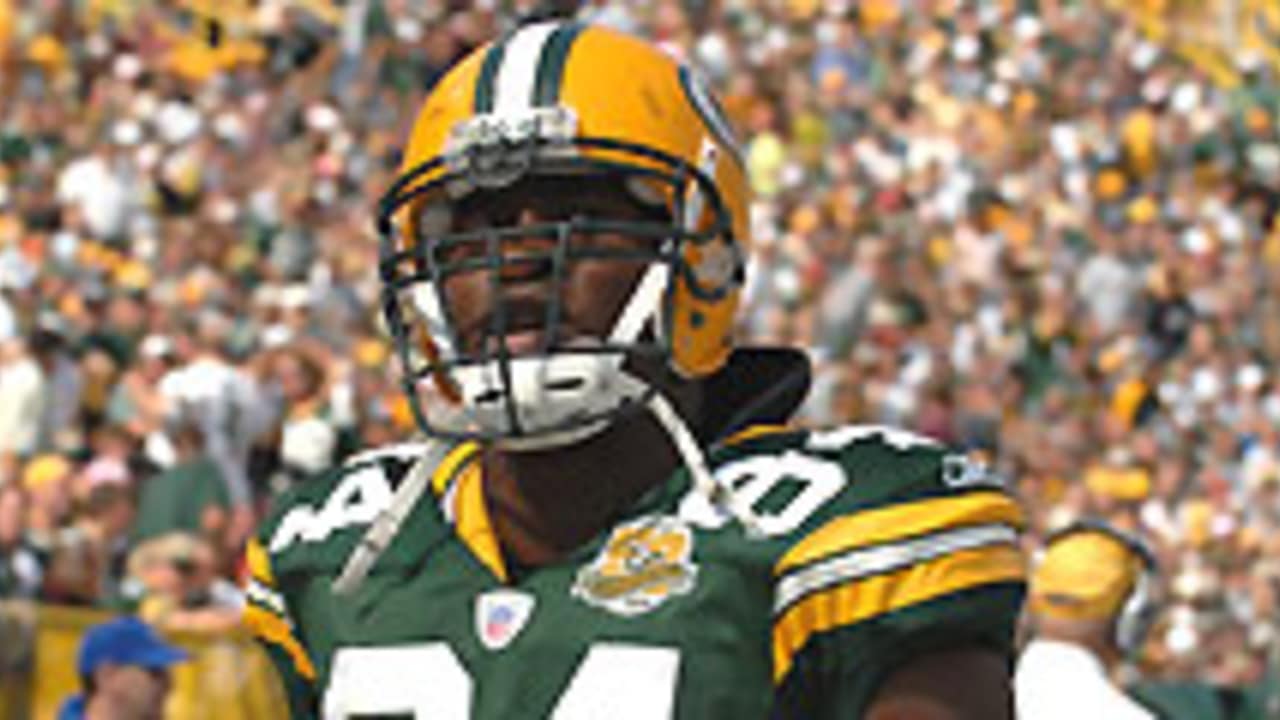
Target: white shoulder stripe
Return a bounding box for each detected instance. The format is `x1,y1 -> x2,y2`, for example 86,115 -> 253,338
773,523 -> 1018,615
246,578 -> 287,617
493,21 -> 558,114
344,442 -> 433,468
439,469 -> 462,525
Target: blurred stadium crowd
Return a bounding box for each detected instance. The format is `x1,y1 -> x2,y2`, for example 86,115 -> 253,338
2,0 -> 1280,693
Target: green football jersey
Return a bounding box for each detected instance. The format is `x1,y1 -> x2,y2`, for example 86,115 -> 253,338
244,424 -> 1026,719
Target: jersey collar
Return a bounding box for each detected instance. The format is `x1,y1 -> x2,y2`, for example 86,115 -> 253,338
698,347 -> 810,445
433,444 -> 510,583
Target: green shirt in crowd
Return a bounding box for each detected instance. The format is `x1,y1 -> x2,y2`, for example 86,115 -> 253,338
132,456 -> 229,543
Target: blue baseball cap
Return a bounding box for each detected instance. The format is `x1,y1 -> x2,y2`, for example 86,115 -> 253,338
77,617 -> 188,677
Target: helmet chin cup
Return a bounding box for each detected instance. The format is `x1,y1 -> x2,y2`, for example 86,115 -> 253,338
436,351 -> 649,451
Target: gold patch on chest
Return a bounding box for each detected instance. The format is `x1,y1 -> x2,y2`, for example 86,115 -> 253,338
572,515 -> 699,617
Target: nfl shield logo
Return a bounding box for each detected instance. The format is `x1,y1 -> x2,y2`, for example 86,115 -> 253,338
475,589 -> 536,651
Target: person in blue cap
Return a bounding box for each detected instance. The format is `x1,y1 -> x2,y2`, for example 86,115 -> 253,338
58,615 -> 188,720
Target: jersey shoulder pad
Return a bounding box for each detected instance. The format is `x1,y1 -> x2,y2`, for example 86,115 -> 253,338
713,423 -> 1014,528
706,422 -> 1022,568
256,442 -> 460,576
723,426 -> 1026,694
760,421 -> 1024,581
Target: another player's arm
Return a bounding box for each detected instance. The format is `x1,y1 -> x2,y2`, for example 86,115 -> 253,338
242,537 -> 320,719
768,430 -> 1026,719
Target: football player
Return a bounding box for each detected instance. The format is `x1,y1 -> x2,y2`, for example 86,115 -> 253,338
243,18 -> 1026,719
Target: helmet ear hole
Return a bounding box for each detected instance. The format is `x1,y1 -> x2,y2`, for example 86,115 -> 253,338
685,237 -> 740,291
546,377 -> 586,391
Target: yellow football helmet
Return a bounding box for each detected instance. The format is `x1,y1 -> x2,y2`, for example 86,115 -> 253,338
377,20 -> 749,448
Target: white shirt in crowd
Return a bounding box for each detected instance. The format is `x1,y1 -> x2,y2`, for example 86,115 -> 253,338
55,152 -> 131,239
0,349 -> 46,458
158,357 -> 272,505
1015,639 -> 1155,720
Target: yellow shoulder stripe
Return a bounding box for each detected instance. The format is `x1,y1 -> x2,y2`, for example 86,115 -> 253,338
776,492 -> 1024,576
453,460 -> 508,583
425,443 -> 508,582
772,543 -> 1024,683
243,604 -> 317,682
720,423 -> 793,447
244,538 -> 274,585
431,442 -> 480,496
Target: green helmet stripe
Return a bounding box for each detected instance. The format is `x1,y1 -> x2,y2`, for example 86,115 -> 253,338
532,21 -> 586,107
474,34 -> 511,113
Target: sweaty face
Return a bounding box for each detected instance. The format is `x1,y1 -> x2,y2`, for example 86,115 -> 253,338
432,175 -> 669,361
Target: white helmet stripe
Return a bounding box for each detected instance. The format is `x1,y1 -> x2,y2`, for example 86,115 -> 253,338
493,22 -> 559,114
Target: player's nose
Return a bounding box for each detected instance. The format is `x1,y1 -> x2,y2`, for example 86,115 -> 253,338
497,207 -> 562,284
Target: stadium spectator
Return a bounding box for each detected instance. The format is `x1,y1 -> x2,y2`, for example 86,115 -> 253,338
57,615 -> 188,720
105,335 -> 177,467
0,484 -> 41,600
269,343 -> 341,492
30,320 -> 82,453
41,483 -> 134,606
130,424 -> 228,547
21,454 -> 75,547
124,533 -> 242,635
0,335 -> 46,485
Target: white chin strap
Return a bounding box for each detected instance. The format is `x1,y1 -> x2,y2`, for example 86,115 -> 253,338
645,390 -> 763,536
450,352 -> 647,451
424,260 -> 671,451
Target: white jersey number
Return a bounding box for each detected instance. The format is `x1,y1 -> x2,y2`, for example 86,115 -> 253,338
268,465 -> 393,552
268,444 -> 426,553
324,643 -> 679,719
324,645 -> 470,718
680,450 -> 847,536
714,451 -> 846,536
